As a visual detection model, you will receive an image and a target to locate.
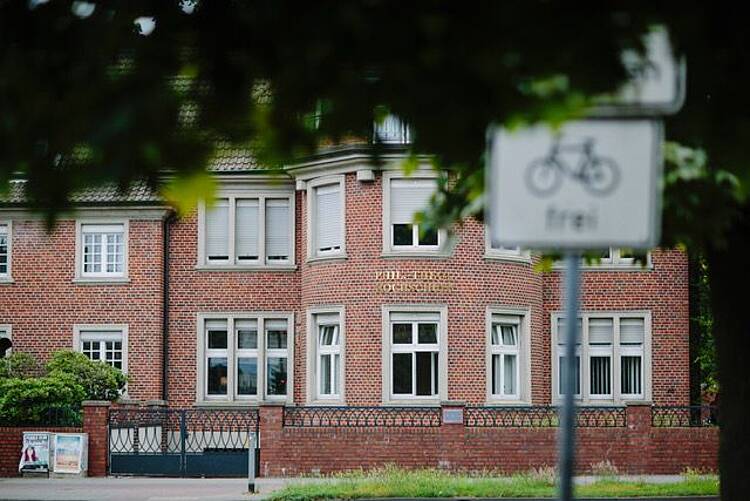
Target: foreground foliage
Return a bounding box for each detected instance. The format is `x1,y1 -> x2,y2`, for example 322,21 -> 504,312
0,350 -> 127,424
268,468 -> 719,500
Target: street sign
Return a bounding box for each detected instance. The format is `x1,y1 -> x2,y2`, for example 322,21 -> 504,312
592,27 -> 685,116
488,119 -> 662,249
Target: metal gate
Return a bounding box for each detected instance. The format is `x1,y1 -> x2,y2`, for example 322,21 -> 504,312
108,407 -> 259,477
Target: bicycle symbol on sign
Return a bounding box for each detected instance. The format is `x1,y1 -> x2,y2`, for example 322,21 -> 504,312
524,137 -> 620,197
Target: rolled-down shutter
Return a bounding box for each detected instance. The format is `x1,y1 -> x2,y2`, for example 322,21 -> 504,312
206,200 -> 229,259
390,179 -> 435,225
236,199 -> 259,259
588,318 -> 614,344
620,318 -> 645,344
315,184 -> 341,251
265,199 -> 290,259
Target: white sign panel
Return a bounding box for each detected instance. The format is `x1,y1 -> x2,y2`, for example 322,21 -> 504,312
488,119 -> 662,249
593,27 -> 685,116
52,433 -> 88,475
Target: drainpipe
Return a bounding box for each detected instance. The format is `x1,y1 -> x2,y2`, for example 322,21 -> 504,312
162,211 -> 176,402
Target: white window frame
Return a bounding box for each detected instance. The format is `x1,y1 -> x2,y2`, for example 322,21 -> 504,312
551,312 -> 652,405
196,312 -> 294,405
0,221 -> 12,282
484,224 -> 532,263
381,305 -> 448,405
486,307 -> 531,404
553,248 -> 652,271
197,189 -> 296,270
381,171 -> 449,257
306,306 -> 345,404
0,324 -> 12,357
306,176 -> 346,261
74,220 -> 129,282
73,324 -> 128,374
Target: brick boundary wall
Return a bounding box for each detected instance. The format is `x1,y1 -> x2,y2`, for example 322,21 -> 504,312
258,403 -> 718,476
1,402 -> 717,477
0,426 -> 82,477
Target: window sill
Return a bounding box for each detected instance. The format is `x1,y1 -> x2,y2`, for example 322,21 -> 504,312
73,277 -> 130,285
381,250 -> 452,259
382,399 -> 441,407
552,264 -> 653,272
306,399 -> 346,406
0,277 -> 14,285
195,264 -> 298,272
551,399 -> 632,407
484,400 -> 532,407
306,254 -> 348,265
194,400 -> 263,408
483,253 -> 532,264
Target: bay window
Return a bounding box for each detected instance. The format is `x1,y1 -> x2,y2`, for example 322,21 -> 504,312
552,313 -> 650,403
383,306 -> 447,403
487,309 -> 530,403
197,313 -> 294,403
383,172 -> 446,254
490,320 -> 519,399
307,176 -> 345,259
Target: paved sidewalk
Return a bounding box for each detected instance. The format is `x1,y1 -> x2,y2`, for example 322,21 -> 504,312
0,475 -> 715,501
0,477 -> 258,501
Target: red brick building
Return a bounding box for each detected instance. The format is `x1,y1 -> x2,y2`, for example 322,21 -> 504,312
1,135 -> 704,475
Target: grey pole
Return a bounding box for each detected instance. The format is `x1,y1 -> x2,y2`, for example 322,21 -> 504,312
558,252 -> 580,501
248,434 -> 256,494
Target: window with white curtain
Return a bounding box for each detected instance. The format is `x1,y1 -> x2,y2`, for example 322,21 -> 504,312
80,223 -> 126,277
553,313 -> 650,403
0,223 -> 8,278
198,314 -> 293,402
385,174 -> 444,252
201,193 -> 294,267
309,179 -> 344,258
490,318 -> 520,399
315,313 -> 341,399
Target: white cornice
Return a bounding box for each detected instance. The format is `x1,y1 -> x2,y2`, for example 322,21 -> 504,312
0,206 -> 172,221
286,152 -> 434,181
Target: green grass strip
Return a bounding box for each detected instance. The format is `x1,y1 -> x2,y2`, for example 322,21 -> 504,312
267,467 -> 719,500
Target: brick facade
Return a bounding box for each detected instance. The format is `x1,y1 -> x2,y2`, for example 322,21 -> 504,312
0,160 -> 696,476
0,219 -> 165,401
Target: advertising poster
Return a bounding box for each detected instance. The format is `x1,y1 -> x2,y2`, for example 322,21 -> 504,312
52,433 -> 85,474
19,432 -> 50,472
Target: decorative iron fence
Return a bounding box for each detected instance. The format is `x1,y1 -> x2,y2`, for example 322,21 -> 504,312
283,406 -> 441,428
109,407 -> 259,477
465,406 -> 626,428
651,405 -> 719,427
0,406 -> 82,428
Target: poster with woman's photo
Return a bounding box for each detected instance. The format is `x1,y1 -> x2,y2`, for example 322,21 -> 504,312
19,432 -> 50,472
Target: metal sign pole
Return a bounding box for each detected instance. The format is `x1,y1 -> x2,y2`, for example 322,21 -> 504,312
248,434 -> 256,494
558,252 -> 580,501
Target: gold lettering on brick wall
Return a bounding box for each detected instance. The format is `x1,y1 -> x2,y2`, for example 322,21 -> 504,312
374,270 -> 454,293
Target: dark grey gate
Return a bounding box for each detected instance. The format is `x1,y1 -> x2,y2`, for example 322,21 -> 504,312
109,407 -> 259,477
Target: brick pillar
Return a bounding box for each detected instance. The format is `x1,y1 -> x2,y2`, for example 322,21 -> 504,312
439,401 -> 466,471
82,400 -> 111,477
258,403 -> 285,477
625,403 -> 652,474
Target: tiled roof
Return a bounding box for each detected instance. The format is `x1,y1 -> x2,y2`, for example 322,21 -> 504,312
1,179 -> 162,206
207,142 -> 261,172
